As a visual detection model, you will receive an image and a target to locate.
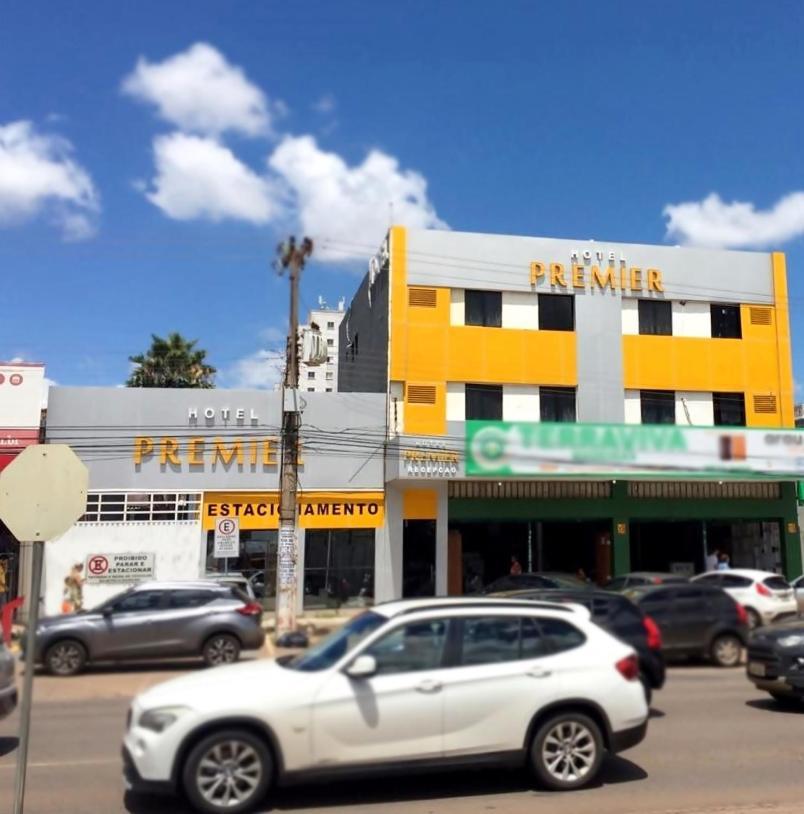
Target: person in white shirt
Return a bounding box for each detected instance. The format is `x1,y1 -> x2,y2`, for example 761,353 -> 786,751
705,548 -> 720,572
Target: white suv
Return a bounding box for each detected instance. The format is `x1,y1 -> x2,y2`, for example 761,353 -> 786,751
123,598 -> 649,814
692,569 -> 798,629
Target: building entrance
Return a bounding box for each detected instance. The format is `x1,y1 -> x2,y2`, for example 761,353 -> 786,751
450,519 -> 611,591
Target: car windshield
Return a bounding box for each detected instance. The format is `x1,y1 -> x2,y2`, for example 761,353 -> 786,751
89,588 -> 134,613
284,611 -> 386,672
763,576 -> 790,591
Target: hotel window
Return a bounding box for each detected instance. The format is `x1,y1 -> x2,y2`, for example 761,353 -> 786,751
465,384 -> 503,420
713,392 -> 746,426
638,300 -> 672,336
304,529 -> 375,609
465,290 -> 502,327
327,321 -> 335,329
641,390 -> 675,424
711,305 -> 742,339
540,387 -> 576,422
538,294 -> 574,331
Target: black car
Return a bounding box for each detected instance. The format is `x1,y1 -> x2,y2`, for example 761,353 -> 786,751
482,572 -> 588,594
626,583 -> 749,667
746,620 -> 804,705
605,572 -> 689,591
495,588 -> 665,703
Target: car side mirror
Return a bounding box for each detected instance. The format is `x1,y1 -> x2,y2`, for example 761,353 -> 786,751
345,654 -> 377,679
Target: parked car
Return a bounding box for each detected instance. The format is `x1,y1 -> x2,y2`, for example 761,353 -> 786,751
26,581 -> 265,676
0,641 -> 17,719
691,569 -> 798,629
746,619 -> 804,705
494,588 -> 665,703
791,575 -> 804,613
625,583 -> 748,667
123,597 -> 649,813
204,573 -> 257,601
481,572 -> 589,594
605,572 -> 688,591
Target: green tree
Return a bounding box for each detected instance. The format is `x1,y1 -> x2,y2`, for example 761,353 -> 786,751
127,332 -> 216,388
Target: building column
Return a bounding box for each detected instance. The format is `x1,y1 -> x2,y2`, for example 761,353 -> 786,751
375,486 -> 403,603
434,483 -> 449,596
781,482 -> 802,579
612,481 -> 631,576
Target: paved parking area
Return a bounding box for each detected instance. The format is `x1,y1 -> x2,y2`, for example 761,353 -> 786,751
0,662 -> 802,814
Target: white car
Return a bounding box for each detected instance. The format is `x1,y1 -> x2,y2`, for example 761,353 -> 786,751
123,598 -> 648,814
692,569 -> 798,629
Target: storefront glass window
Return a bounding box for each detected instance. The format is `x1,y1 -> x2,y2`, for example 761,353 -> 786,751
304,529 -> 375,610
205,530 -> 277,607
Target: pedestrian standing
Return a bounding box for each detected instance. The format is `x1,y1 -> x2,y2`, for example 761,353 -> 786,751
717,553 -> 731,571
67,562 -> 85,611
705,548 -> 720,572
510,555 -> 523,576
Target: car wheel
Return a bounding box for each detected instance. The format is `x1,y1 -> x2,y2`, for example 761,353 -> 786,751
45,639 -> 87,676
530,712 -> 604,791
203,634 -> 241,667
182,728 -> 272,814
711,634 -> 742,667
745,608 -> 761,630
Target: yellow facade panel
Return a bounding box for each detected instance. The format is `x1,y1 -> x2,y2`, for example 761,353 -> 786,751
402,488 -> 438,520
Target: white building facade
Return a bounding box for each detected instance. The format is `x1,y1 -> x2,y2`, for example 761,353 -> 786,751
299,298 -> 346,393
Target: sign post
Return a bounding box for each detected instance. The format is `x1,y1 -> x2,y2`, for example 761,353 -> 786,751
214,518 -> 240,574
0,444 -> 88,814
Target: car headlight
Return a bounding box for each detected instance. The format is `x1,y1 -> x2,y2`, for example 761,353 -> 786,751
778,635 -> 804,649
138,706 -> 191,733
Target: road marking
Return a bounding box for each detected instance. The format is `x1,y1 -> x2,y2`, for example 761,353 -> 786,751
0,758 -> 118,770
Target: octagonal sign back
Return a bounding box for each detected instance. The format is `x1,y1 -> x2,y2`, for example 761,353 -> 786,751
0,444 -> 88,541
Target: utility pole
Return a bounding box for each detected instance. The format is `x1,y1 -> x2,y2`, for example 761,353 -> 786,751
274,236 -> 314,637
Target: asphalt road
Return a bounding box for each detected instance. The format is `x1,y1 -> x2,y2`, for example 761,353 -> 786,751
1,662 -> 803,814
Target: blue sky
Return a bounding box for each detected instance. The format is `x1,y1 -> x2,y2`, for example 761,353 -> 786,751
2,1 -> 804,394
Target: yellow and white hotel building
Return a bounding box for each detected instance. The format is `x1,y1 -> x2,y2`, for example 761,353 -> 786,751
339,227 -> 801,595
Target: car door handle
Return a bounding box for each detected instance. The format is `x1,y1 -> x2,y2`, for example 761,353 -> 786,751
415,679 -> 443,694
526,667 -> 552,679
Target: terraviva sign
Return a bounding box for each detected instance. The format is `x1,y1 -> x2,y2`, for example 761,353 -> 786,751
465,421 -> 804,479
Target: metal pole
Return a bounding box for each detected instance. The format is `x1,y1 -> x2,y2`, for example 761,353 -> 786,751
13,539 -> 44,814
275,237 -> 312,637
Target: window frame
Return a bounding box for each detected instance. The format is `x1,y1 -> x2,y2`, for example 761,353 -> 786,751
638,299 -> 672,336
538,294 -> 575,331
640,389 -> 675,424
711,304 -> 742,339
465,383 -> 503,420
540,387 -> 577,423
464,289 -> 503,328
713,392 -> 746,426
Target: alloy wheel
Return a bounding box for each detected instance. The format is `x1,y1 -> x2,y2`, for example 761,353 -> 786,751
713,635 -> 741,667
48,643 -> 84,675
205,636 -> 238,665
540,720 -> 597,784
195,739 -> 263,809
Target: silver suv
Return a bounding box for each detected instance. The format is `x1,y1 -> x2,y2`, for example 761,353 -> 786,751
27,581 -> 265,676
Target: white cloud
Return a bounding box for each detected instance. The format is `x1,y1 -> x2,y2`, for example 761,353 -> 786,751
259,325 -> 286,344
312,94 -> 337,114
144,132 -> 280,224
122,43 -> 276,137
664,192 -> 804,249
268,135 -> 447,261
225,349 -> 284,390
0,120 -> 99,240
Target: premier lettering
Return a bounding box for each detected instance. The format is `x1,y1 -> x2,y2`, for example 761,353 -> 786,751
530,259 -> 664,293
134,436 -> 282,469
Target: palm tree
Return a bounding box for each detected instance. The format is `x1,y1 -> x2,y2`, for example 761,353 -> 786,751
127,332 -> 216,388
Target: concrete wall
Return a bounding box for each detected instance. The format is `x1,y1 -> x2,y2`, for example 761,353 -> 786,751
338,264 -> 389,394
43,523 -> 201,616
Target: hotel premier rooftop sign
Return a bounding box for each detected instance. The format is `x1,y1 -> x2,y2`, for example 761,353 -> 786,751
530,248 -> 664,294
